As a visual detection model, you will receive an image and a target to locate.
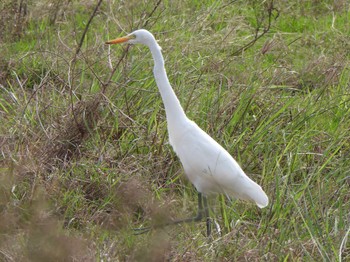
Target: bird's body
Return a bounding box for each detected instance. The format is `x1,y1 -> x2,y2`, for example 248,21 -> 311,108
106,29 -> 268,234
170,119 -> 268,208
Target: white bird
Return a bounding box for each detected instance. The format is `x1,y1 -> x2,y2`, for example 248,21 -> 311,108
106,29 -> 268,236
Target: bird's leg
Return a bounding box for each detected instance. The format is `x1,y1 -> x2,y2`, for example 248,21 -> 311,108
203,195 -> 211,237
169,192 -> 204,224
133,192 -> 206,234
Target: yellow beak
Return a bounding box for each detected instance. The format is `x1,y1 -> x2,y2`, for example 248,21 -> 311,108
105,36 -> 131,45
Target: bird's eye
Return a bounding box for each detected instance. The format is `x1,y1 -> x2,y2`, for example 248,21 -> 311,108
129,34 -> 136,39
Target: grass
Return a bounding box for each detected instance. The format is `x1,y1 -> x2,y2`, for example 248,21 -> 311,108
1,0 -> 350,261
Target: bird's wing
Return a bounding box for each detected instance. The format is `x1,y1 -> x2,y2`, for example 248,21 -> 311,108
171,121 -> 268,208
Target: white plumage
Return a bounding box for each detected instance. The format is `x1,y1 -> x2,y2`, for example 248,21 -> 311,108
172,119 -> 268,208
106,29 -> 268,232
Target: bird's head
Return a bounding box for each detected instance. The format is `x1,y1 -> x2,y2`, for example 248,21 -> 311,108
106,29 -> 158,48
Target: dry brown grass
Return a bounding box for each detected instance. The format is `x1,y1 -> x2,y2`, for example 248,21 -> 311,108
40,95 -> 102,171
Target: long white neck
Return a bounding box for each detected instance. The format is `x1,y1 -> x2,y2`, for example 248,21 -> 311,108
148,42 -> 188,129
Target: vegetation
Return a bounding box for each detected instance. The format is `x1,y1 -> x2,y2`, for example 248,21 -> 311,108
0,0 -> 349,261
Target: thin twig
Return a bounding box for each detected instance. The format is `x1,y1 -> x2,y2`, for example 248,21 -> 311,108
102,45 -> 130,94
231,0 -> 278,56
339,223 -> 350,262
68,0 -> 103,135
74,0 -> 103,59
143,0 -> 162,28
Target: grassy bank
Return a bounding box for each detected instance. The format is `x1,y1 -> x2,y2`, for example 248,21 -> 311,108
1,0 -> 349,261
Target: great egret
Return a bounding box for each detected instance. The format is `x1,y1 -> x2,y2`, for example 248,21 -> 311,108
106,29 -> 268,236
